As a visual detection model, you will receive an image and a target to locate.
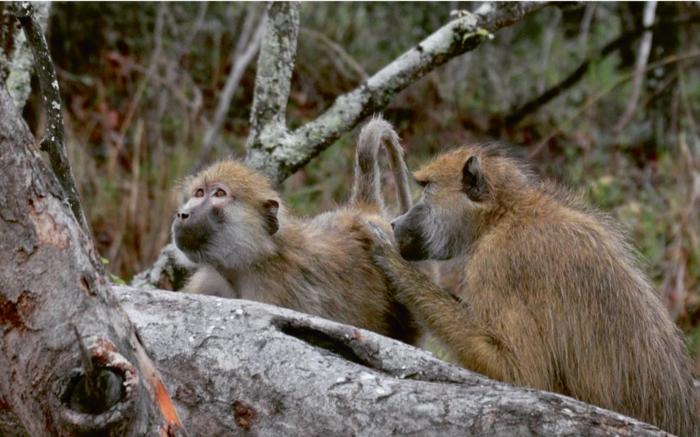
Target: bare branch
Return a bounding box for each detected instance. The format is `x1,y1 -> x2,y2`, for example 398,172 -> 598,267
505,12 -> 700,128
300,28 -> 368,80
614,1 -> 658,133
245,2 -> 548,185
197,5 -> 266,167
14,2 -> 88,233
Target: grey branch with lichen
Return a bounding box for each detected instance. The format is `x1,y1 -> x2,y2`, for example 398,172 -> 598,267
245,2 -> 547,186
1,2 -> 49,110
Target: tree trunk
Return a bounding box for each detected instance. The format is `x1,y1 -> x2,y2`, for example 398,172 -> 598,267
0,85 -> 182,436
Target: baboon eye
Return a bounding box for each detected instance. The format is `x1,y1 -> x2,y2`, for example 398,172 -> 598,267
416,179 -> 429,188
194,188 -> 205,198
214,189 -> 227,198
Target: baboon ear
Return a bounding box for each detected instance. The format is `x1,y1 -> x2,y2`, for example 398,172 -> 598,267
462,156 -> 488,201
262,199 -> 279,235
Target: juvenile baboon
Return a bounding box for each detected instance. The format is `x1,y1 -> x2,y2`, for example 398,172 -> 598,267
172,116 -> 419,344
368,144 -> 697,435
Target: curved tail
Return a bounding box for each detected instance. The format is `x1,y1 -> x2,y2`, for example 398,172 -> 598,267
350,115 -> 412,214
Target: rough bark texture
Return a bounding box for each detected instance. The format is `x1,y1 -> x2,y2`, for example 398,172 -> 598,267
0,85 -> 181,436
115,286 -> 666,436
245,2 -> 547,186
246,0 -> 300,182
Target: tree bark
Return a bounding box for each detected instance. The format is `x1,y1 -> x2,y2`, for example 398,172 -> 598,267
0,85 -> 182,436
114,286 -> 666,436
0,2 -> 49,110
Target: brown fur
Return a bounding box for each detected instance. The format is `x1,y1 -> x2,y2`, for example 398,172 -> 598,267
173,116 -> 419,344
370,144 -> 698,435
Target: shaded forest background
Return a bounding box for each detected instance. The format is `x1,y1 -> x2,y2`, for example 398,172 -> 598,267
17,3 -> 700,367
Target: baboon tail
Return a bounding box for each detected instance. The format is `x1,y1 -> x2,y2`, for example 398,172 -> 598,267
350,115 -> 412,214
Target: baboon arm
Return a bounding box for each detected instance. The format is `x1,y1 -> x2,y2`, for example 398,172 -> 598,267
183,266 -> 238,298
371,246 -> 519,382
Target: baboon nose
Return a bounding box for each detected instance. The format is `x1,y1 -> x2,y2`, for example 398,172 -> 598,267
390,221 -> 396,230
178,212 -> 190,221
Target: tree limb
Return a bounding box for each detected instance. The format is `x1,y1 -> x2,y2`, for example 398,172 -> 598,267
246,2 -> 548,186
13,2 -> 88,233
112,286 -> 666,436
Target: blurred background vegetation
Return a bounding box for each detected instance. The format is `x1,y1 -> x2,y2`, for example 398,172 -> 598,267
16,3 -> 700,368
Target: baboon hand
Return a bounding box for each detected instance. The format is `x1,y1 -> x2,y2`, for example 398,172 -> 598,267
364,220 -> 412,282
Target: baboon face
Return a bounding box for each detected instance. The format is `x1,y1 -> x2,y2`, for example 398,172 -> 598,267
392,149 -> 489,261
172,161 -> 280,269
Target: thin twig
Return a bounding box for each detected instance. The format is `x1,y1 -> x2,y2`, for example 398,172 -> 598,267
118,3 -> 166,141
528,50 -> 700,159
300,28 -> 368,80
614,1 -> 657,133
14,2 -> 88,232
197,5 -> 266,167
537,8 -> 561,94
505,12 -> 700,128
577,3 -> 596,50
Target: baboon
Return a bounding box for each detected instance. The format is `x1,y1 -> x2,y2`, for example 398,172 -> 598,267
172,116 -> 419,344
368,144 -> 697,435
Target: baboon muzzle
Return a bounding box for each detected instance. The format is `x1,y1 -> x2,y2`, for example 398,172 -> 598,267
173,208 -> 212,253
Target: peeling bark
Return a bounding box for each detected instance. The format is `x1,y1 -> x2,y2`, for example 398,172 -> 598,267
0,85 -> 182,436
115,286 -> 666,436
